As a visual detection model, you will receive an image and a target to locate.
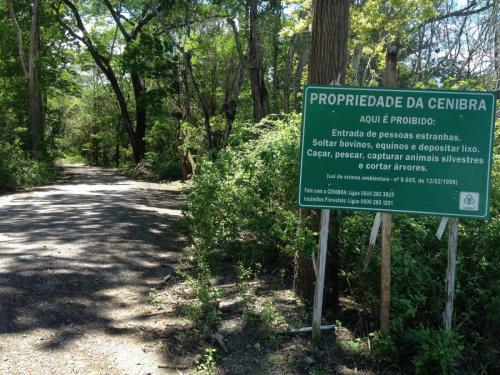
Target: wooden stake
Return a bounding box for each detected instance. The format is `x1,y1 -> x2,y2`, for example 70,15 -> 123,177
436,217 -> 449,240
443,217 -> 458,330
288,324 -> 335,334
312,209 -> 330,339
363,212 -> 382,271
380,213 -> 392,336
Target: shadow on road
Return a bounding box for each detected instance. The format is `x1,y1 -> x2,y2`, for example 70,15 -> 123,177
0,165 -> 186,350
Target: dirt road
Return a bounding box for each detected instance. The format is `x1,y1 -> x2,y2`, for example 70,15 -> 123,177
0,165 -> 186,375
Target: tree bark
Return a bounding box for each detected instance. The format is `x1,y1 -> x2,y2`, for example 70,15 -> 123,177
5,0 -> 44,155
4,0 -> 27,77
248,0 -> 269,122
494,0 -> 499,94
308,0 -> 350,85
350,43 -> 363,85
131,71 -> 146,163
28,0 -> 44,154
155,9 -> 215,152
283,34 -> 298,113
180,66 -> 194,180
384,45 -> 398,87
293,38 -> 310,112
223,18 -> 247,144
294,0 -> 350,309
270,0 -> 282,112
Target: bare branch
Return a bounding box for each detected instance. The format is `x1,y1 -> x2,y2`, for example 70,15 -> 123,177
420,1 -> 493,27
4,0 -> 28,77
227,18 -> 245,63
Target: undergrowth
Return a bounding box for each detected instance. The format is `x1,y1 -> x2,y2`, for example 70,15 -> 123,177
184,114 -> 500,374
0,140 -> 60,192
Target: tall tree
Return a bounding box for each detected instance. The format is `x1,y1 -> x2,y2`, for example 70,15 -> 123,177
494,0 -> 499,94
269,0 -> 282,111
294,0 -> 350,313
156,2 -> 249,154
248,0 -> 269,122
308,0 -> 349,84
281,2 -> 311,113
53,0 -> 157,163
5,0 -> 44,154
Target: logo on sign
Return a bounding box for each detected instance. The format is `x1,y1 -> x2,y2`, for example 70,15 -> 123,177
459,192 -> 479,211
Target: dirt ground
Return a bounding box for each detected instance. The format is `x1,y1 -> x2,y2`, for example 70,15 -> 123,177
0,165 -> 188,375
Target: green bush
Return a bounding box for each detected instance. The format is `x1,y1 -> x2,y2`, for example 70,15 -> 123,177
186,114 -> 500,373
410,328 -> 462,375
144,120 -> 183,180
184,258 -> 221,331
185,113 -> 316,269
372,328 -> 462,374
0,140 -> 59,192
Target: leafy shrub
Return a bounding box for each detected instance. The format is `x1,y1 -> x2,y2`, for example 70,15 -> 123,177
409,328 -> 462,375
144,119 -> 183,180
186,114 -> 500,373
184,259 -> 221,331
0,140 -> 59,192
185,113 -> 316,269
372,328 -> 462,374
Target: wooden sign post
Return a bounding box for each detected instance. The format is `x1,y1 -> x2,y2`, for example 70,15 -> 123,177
443,217 -> 459,330
312,209 -> 330,339
298,86 -> 495,339
380,213 -> 392,335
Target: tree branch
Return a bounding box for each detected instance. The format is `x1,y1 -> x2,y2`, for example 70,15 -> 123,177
4,0 -> 28,77
154,6 -> 213,147
130,9 -> 157,40
54,1 -> 111,72
227,18 -> 245,63
420,1 -> 493,27
102,0 -> 131,41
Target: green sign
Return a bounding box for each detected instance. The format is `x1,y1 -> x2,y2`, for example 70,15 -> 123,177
298,86 -> 496,218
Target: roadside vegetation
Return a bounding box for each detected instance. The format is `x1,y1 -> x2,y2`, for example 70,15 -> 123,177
180,116 -> 500,374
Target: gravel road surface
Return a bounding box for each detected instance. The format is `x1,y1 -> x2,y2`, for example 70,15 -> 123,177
0,165 -> 186,375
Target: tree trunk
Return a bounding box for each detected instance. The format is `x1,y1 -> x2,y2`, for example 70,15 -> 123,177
6,0 -> 44,155
222,62 -> 244,143
4,0 -> 28,77
91,71 -> 100,165
293,211 -> 319,300
28,0 -> 43,154
248,0 -> 269,122
223,18 -> 247,143
115,116 -> 122,167
283,34 -> 298,113
385,45 -> 398,88
132,71 -> 146,163
308,0 -> 350,85
58,0 -> 156,164
293,38 -> 310,112
270,0 -> 282,112
294,0 -> 350,309
494,0 -> 499,94
98,59 -> 138,161
155,8 -> 214,152
350,43 -> 363,85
